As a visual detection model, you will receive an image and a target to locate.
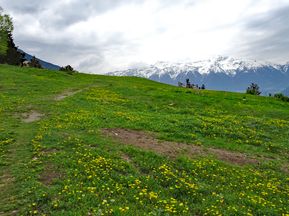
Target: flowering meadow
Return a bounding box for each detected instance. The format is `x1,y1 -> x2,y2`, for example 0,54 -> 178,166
0,65 -> 288,215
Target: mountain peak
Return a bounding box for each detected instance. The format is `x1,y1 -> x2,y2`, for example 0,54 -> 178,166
147,56 -> 267,76
108,56 -> 289,94
110,56 -> 285,78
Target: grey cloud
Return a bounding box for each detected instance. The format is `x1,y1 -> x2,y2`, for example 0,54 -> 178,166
157,0 -> 198,7
2,0 -> 146,29
78,55 -> 105,73
235,5 -> 289,63
18,38 -> 97,61
2,0 -> 289,74
15,28 -> 135,72
1,0 -> 53,14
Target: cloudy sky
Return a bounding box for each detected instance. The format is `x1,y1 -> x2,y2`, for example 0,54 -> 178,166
2,0 -> 289,73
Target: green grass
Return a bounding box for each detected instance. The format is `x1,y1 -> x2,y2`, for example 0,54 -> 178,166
0,64 -> 288,215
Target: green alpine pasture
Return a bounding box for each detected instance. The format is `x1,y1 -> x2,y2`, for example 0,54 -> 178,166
0,64 -> 288,215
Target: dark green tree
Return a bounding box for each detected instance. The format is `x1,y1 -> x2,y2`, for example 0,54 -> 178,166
59,65 -> 76,74
29,56 -> 42,68
186,78 -> 191,88
0,7 -> 13,58
60,65 -> 74,71
246,83 -> 261,95
0,30 -> 7,62
274,93 -> 289,102
5,33 -> 24,65
0,7 -> 24,65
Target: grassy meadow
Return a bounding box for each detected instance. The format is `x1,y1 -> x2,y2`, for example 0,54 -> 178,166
0,64 -> 288,215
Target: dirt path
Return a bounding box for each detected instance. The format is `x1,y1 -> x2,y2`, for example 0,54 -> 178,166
20,88 -> 87,124
54,83 -> 101,102
2,85 -> 95,214
21,110 -> 43,123
54,89 -> 83,101
102,128 -> 259,165
39,163 -> 62,186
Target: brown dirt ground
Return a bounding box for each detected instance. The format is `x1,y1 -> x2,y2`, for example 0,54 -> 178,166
0,172 -> 18,216
21,110 -> 43,123
121,153 -> 132,162
0,210 -> 19,216
54,89 -> 82,101
41,148 -> 59,155
0,173 -> 14,191
281,164 -> 289,173
39,164 -> 61,186
102,128 -> 259,166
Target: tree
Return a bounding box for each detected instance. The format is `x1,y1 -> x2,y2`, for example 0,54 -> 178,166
186,78 -> 191,88
60,65 -> 76,74
0,30 -> 7,60
0,7 -> 24,65
274,93 -> 289,102
29,56 -> 42,68
0,7 -> 13,33
0,7 -> 13,57
60,65 -> 74,71
5,33 -> 25,65
201,84 -> 206,90
246,83 -> 261,95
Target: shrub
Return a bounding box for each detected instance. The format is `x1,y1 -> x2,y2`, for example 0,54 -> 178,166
246,83 -> 261,95
29,56 -> 42,68
59,65 -> 76,74
274,93 -> 289,102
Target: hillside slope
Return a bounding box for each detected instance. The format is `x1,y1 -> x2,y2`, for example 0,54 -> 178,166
0,64 -> 288,215
19,50 -> 61,70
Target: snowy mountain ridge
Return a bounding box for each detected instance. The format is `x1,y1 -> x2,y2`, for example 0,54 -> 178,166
108,56 -> 289,95
109,56 -> 284,78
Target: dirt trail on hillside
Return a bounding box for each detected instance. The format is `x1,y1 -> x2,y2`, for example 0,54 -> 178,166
54,89 -> 83,101
21,110 -> 43,123
102,128 -> 259,165
39,163 -> 62,186
54,83 -> 101,101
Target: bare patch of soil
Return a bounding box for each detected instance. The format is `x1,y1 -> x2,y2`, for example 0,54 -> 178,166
54,89 -> 82,101
209,148 -> 258,165
121,153 -> 132,162
102,128 -> 259,165
0,210 -> 19,216
39,164 -> 61,186
281,164 -> 289,174
0,173 -> 14,190
21,110 -> 43,123
103,128 -> 201,157
41,148 -> 59,155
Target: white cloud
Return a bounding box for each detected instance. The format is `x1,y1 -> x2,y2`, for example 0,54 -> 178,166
2,0 -> 289,73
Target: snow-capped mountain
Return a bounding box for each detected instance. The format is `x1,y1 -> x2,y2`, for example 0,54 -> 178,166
109,56 -> 289,95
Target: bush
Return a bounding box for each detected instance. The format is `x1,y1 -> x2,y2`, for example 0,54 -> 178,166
274,93 -> 289,102
29,56 -> 42,68
59,65 -> 76,74
246,83 -> 261,95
